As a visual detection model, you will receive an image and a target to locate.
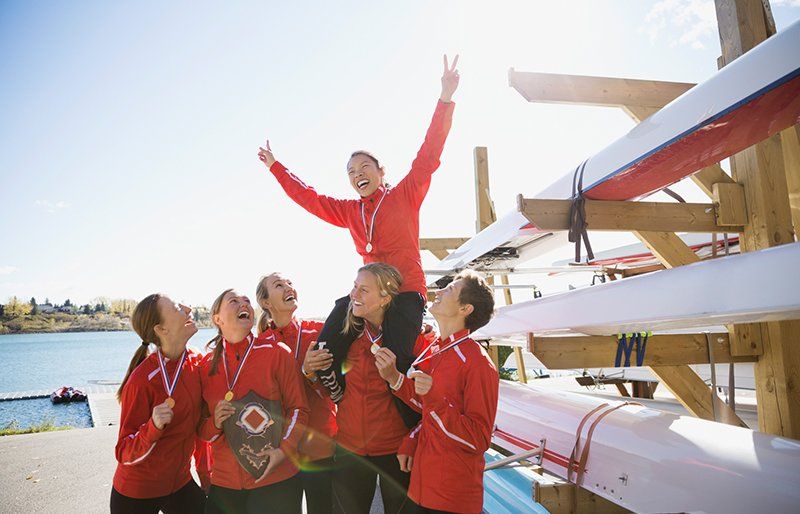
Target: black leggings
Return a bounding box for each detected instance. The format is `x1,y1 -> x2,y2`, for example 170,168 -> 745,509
204,475 -> 302,514
316,292 -> 424,427
300,457 -> 334,514
110,479 -> 205,514
332,447 -> 412,514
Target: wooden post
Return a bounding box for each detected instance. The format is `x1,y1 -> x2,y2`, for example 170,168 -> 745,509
715,0 -> 800,438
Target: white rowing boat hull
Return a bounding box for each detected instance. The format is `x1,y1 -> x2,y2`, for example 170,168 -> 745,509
494,380 -> 800,513
475,242 -> 800,338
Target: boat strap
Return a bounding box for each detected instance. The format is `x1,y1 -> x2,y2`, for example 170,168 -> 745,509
615,332 -> 651,367
568,401 -> 643,512
568,159 -> 595,263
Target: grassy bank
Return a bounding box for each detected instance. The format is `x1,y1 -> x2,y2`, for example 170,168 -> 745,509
0,313 -> 131,335
0,420 -> 72,436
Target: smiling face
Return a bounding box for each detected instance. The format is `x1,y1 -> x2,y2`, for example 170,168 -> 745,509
213,290 -> 254,340
429,278 -> 473,321
154,297 -> 197,346
261,273 -> 298,317
349,269 -> 390,320
347,153 -> 385,197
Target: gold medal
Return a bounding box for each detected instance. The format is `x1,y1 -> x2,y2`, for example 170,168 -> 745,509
370,343 -> 380,355
225,391 -> 234,401
165,397 -> 175,408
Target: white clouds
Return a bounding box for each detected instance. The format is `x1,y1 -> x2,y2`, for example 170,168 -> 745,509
34,199 -> 70,213
0,266 -> 19,276
640,0 -> 718,50
773,0 -> 800,7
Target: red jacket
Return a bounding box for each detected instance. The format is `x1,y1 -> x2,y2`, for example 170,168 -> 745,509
267,100 -> 455,296
394,330 -> 499,514
113,349 -> 208,499
336,329 -> 408,456
268,318 -> 337,463
199,332 -> 310,490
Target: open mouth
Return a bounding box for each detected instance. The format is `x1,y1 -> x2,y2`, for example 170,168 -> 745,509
352,300 -> 364,307
284,293 -> 296,303
237,311 -> 251,320
184,319 -> 195,326
357,179 -> 369,190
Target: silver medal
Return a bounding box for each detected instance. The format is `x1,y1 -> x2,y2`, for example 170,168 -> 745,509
406,366 -> 416,378
366,242 -> 373,253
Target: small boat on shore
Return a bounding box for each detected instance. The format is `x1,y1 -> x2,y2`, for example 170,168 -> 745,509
50,387 -> 87,404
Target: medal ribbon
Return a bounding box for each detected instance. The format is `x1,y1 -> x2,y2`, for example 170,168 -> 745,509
410,332 -> 471,370
365,325 -> 383,346
360,187 -> 388,252
222,333 -> 255,394
157,349 -> 187,399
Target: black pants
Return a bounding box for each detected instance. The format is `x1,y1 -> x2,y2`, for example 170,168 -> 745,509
317,292 -> 424,427
332,447 -> 411,514
300,457 -> 334,514
110,479 -> 205,514
204,475 -> 302,514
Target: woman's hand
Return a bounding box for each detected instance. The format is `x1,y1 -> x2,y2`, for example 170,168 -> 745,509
303,342 -> 333,373
440,54 -> 460,103
410,370 -> 433,396
374,348 -> 401,385
151,401 -> 174,430
397,454 -> 413,473
258,140 -> 276,168
255,448 -> 286,482
213,399 -> 236,430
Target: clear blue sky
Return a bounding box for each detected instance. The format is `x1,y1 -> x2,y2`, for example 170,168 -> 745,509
2,1 -> 799,316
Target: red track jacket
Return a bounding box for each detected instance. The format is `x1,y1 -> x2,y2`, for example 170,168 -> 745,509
394,330 -> 499,513
198,332 -> 309,490
267,100 -> 455,297
268,318 -> 337,463
336,329 -> 408,456
113,349 -> 209,499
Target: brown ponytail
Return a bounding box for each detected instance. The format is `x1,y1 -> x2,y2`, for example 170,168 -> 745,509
118,294 -> 163,401
255,275 -> 273,335
205,288 -> 233,376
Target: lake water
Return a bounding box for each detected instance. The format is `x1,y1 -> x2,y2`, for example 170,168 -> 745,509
0,329 -> 217,429
0,329 -> 218,393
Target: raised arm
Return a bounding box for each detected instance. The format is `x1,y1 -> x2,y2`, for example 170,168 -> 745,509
398,55 -> 459,204
258,140 -> 351,228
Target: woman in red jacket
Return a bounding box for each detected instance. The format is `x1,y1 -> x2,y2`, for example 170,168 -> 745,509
376,271 -> 498,514
199,289 -> 310,514
112,294 -> 207,514
329,262 -> 416,513
257,56 -> 460,418
255,272 -> 337,514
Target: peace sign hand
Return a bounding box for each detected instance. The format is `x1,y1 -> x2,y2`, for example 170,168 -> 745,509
440,54 -> 460,103
258,140 -> 276,168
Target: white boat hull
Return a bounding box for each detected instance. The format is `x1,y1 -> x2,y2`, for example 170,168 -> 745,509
494,380 -> 800,513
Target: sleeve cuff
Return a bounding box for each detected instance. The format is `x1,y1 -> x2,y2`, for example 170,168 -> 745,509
141,418 -> 165,443
269,161 -> 287,175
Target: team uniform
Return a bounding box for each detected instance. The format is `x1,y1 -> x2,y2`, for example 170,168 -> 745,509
112,349 -> 207,514
333,328 -> 413,514
392,330 -> 499,514
199,332 -> 310,514
266,99 -> 456,413
268,319 -> 337,514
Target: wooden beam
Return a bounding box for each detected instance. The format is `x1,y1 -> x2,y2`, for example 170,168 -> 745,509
419,237 -> 471,252
691,164 -> 736,199
475,146 -> 494,232
513,346 -> 528,384
518,197 -> 741,233
508,70 -> 694,111
780,125 -> 800,237
534,482 -> 633,514
632,231 -> 700,268
531,334 -> 757,369
650,364 -> 749,427
712,182 -> 748,227
715,0 -> 800,438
